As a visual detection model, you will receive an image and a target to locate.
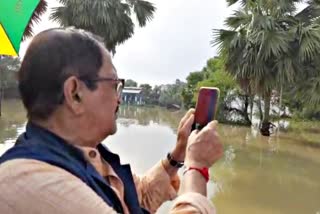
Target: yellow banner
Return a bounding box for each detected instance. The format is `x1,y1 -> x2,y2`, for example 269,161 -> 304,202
0,24 -> 17,56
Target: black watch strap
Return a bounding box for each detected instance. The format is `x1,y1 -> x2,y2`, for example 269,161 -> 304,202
167,153 -> 184,168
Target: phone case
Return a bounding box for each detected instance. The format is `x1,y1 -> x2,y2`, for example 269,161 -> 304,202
193,87 -> 220,130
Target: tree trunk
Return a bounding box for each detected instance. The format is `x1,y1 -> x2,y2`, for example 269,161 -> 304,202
263,94 -> 271,123
250,95 -> 254,121
257,97 -> 263,121
278,86 -> 283,119
243,94 -> 252,125
260,92 -> 272,136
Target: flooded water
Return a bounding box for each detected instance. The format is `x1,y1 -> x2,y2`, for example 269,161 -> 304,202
1,100 -> 320,214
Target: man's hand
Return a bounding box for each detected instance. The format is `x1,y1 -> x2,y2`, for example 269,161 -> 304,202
171,109 -> 195,162
185,120 -> 223,168
178,121 -> 223,197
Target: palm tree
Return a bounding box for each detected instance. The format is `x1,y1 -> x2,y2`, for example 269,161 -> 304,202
50,0 -> 156,54
213,0 -> 320,135
292,0 -> 320,107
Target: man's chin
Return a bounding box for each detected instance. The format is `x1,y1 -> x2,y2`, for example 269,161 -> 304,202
109,123 -> 117,135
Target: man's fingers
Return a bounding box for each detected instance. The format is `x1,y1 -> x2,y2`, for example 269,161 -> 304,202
188,108 -> 196,114
179,108 -> 195,127
183,109 -> 195,121
181,114 -> 194,131
207,120 -> 218,129
198,120 -> 218,135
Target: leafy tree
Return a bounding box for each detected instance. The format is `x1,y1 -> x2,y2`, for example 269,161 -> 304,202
0,56 -> 21,116
0,57 -> 20,90
159,79 -> 185,107
199,71 -> 238,115
213,0 -> 320,135
182,71 -> 204,108
50,0 -> 156,54
125,79 -> 138,87
140,83 -> 152,104
150,85 -> 161,105
194,58 -> 251,124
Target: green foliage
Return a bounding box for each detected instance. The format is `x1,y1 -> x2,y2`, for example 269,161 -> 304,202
283,83 -> 320,120
182,71 -> 204,108
195,59 -> 241,122
139,83 -> 152,104
125,79 -> 138,87
213,0 -> 320,124
123,80 -> 185,107
0,56 -> 20,90
159,79 -> 185,107
149,85 -> 161,105
196,67 -> 236,103
182,57 -> 237,111
180,61 -> 225,109
183,56 -> 261,125
50,0 -> 156,53
293,70 -> 320,107
186,71 -> 204,86
296,106 -> 320,120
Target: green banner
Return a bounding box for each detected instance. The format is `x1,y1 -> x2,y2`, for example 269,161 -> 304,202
0,0 -> 40,55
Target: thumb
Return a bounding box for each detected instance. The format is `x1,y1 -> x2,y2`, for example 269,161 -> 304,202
190,129 -> 199,137
207,120 -> 218,129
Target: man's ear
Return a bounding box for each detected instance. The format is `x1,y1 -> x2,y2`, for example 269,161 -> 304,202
63,76 -> 84,114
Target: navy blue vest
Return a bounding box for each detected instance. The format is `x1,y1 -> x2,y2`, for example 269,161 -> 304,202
0,123 -> 149,214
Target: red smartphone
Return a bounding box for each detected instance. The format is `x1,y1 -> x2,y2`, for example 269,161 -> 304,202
193,87 -> 220,130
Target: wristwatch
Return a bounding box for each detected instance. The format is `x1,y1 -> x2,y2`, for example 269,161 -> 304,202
167,153 -> 184,168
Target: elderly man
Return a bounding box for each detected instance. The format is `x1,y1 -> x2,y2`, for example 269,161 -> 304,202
0,28 -> 223,214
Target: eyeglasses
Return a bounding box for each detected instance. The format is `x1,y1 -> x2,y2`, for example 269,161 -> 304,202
80,77 -> 125,98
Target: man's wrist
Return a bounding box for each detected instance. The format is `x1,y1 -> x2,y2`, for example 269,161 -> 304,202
167,152 -> 184,168
181,167 -> 208,196
183,166 -> 209,182
162,158 -> 179,177
170,146 -> 185,162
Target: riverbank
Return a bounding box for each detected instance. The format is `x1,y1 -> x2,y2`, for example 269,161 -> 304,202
1,99 -> 319,146
0,100 -> 320,213
278,120 -> 320,147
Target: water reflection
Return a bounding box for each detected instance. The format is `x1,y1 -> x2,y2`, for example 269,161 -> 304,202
214,125 -> 320,214
0,100 -> 26,155
117,105 -> 184,131
111,105 -> 320,214
0,101 -> 319,214
214,142 -> 320,214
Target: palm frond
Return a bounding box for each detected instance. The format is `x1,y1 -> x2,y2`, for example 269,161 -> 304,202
226,0 -> 254,7
49,0 -> 155,54
23,0 -> 48,40
132,0 -> 156,27
298,24 -> 320,61
295,4 -> 320,24
225,9 -> 252,29
256,30 -> 292,61
50,6 -> 71,26
292,71 -> 320,105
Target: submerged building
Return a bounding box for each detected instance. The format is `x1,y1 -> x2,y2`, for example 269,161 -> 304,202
122,87 -> 143,105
